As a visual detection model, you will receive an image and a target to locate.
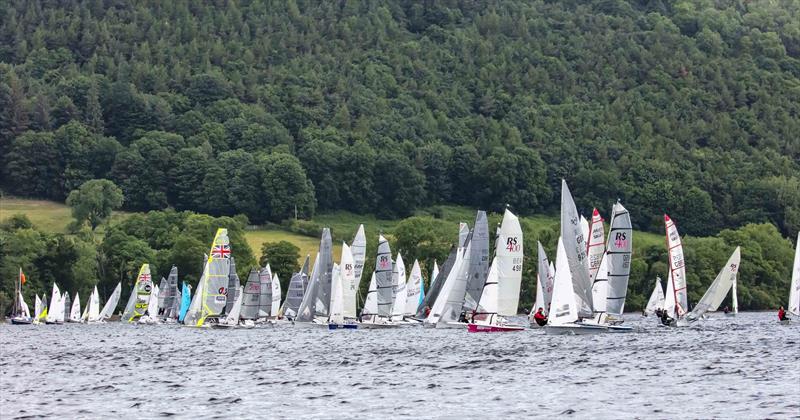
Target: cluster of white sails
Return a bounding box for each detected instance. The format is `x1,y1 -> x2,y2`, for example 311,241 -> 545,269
8,277 -> 122,325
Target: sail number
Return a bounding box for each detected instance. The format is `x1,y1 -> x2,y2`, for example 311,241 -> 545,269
506,237 -> 521,252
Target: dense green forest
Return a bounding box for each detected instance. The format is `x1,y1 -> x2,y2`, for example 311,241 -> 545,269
1,0 -> 798,235
1,1 -> 798,314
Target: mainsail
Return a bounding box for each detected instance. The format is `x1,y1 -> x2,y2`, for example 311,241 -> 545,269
687,247 -> 741,321
69,292 -> 81,322
122,264 -> 154,323
438,237 -> 472,324
340,243 -> 357,319
282,255 -> 309,317
316,229 -> 334,317
605,201 -> 633,316
789,231 -> 800,316
351,224 -> 367,286
425,249 -> 465,325
462,211 -> 490,312
63,292 -> 71,322
361,272 -> 378,320
475,256 -> 500,324
99,282 -> 121,320
296,253 -> 320,321
87,286 -> 100,322
184,228 -> 232,326
391,254 -> 407,321
258,264 -> 272,318
270,273 -> 281,317
375,235 -> 394,319
590,253 -> 609,314
328,263 -> 344,324
644,277 -> 665,316
178,282 -> 191,322
548,237 -> 579,326
664,215 -> 689,318
496,209 -> 523,316
560,180 -> 593,317
535,241 -> 554,315
404,259 -> 423,316
222,286 -> 244,325
587,208 -> 605,283
416,246 -> 456,318
241,269 -> 261,320
224,257 -> 240,315
161,266 -> 179,319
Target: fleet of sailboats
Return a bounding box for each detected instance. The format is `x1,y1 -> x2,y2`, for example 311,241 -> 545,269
10,194 -> 797,333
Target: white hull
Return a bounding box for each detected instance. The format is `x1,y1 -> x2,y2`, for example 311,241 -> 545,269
544,323 -> 607,335
359,322 -> 402,329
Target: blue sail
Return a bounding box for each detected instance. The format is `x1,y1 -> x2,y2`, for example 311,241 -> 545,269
178,282 -> 192,322
419,275 -> 425,306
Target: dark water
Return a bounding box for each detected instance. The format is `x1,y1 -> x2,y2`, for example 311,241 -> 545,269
1,312 -> 798,419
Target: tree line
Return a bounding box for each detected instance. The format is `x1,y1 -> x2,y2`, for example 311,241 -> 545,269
0,0 -> 797,237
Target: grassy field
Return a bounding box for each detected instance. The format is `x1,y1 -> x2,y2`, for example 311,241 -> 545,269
1,197 -> 666,262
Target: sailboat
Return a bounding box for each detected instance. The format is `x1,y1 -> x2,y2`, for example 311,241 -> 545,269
682,247 -> 741,325
139,283 -> 160,324
390,253 -> 408,323
586,208 -> 605,283
360,234 -> 400,328
544,180 -> 607,334
360,272 -> 379,324
98,282 -> 122,322
9,268 -> 32,324
545,237 -> 606,335
281,255 -> 309,319
177,282 -> 191,323
296,229 -> 334,325
469,208 -> 525,332
530,241 -> 554,327
33,294 -> 43,324
45,284 -> 64,325
183,229 -> 232,327
644,277 -> 665,316
271,273 -> 281,320
351,224 -> 367,288
213,285 -> 244,329
62,292 -> 71,324
661,215 -> 689,326
404,259 -> 423,321
83,286 -> 101,322
338,243 -> 358,325
121,264 -> 154,323
159,266 -> 180,323
416,223 -> 468,319
240,268 -> 260,328
786,232 -> 800,323
67,292 -> 81,323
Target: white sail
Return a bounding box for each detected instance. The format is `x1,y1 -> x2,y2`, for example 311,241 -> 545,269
789,231 -> 800,316
19,291 -> 30,318
731,274 -> 738,314
296,253 -> 320,321
587,208 -> 605,283
687,247 -> 741,321
329,263 -> 344,324
351,224 -> 367,286
560,180 -> 593,317
271,274 -> 281,318
223,286 -> 244,325
458,222 -> 470,248
258,264 -> 272,318
664,215 -> 688,318
664,272 -> 675,317
241,269 -> 261,320
147,285 -> 160,318
361,272 -> 379,319
46,284 -> 62,323
405,259 -> 423,316
548,237 -> 579,326
535,241 -> 554,316
99,282 -> 122,320
425,249 -> 465,325
87,286 -> 100,321
590,253 -> 609,314
475,256 -> 499,325
605,202 -> 633,316
432,261 -> 439,289
340,243 -> 357,319
34,294 -> 43,319
391,253 -> 407,321
69,292 -> 81,322
496,209 -> 524,316
375,235 -> 394,319
57,292 -> 66,322
580,215 -> 590,260
645,277 -> 665,316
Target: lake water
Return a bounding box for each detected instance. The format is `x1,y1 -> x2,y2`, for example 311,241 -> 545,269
1,312 -> 797,419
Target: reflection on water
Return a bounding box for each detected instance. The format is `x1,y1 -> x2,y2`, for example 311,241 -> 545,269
1,312 -> 797,418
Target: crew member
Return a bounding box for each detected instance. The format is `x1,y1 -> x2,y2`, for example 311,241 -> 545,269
533,308 -> 547,326
778,305 -> 790,321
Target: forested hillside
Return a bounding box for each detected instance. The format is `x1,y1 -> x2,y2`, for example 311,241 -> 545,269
1,0 -> 798,237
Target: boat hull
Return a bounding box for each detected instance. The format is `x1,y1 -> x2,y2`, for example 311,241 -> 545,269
359,322 -> 401,329
607,324 -> 634,333
328,323 -> 358,330
544,324 -> 607,335
467,323 -> 525,333
10,317 -> 32,325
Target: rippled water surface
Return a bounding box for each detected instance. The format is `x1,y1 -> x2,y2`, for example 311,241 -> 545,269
1,312 -> 798,419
